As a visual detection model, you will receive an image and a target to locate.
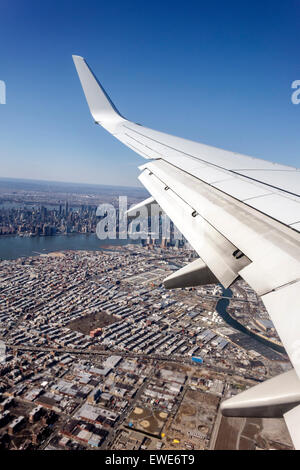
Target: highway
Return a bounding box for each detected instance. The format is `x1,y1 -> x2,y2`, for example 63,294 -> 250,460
7,344 -> 264,383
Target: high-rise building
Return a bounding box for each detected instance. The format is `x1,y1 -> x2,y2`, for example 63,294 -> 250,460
0,340 -> 6,363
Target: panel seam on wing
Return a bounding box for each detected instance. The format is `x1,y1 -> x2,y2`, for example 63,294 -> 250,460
124,124 -> 300,199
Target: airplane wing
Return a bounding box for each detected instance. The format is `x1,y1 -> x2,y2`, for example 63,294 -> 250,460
73,55 -> 300,449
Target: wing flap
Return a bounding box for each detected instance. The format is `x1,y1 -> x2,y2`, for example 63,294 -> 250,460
221,369 -> 300,419
139,168 -> 251,288
163,258 -> 218,288
284,404 -> 300,450
141,159 -> 300,296
126,196 -> 156,216
262,281 -> 300,378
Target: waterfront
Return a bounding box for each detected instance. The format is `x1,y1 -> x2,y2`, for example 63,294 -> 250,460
0,234 -> 137,260
216,287 -> 286,355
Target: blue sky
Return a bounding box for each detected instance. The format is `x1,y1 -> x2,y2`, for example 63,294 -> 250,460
0,0 -> 299,187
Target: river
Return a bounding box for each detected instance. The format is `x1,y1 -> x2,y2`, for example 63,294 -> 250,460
216,286 -> 286,355
0,234 -> 137,260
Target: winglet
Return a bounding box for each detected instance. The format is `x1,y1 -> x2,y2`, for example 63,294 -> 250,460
72,55 -> 125,128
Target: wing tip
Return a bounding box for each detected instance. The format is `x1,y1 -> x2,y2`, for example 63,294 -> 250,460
72,54 -> 84,63
72,55 -> 125,126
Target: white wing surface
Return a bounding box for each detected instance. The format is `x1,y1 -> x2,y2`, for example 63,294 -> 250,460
73,55 -> 300,448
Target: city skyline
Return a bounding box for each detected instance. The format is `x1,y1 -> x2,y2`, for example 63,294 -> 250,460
0,175 -> 148,191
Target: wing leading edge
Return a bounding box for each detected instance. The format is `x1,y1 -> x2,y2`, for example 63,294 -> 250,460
73,56 -> 300,448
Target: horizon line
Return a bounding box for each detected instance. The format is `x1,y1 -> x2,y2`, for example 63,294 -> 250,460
0,175 -> 146,191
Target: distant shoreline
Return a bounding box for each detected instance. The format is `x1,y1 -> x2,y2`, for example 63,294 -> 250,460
0,233 -> 139,261
0,175 -> 147,192
0,232 -> 96,238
